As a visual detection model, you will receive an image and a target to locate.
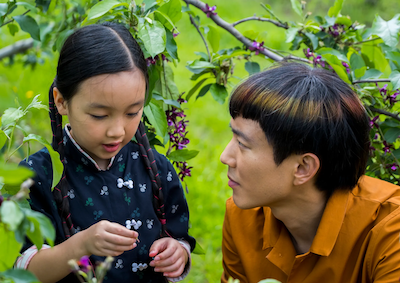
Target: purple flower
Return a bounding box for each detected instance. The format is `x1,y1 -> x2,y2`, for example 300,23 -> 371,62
202,4 -> 217,17
174,161 -> 193,182
390,164 -> 398,171
78,256 -> 90,272
383,141 -> 392,153
342,62 -> 350,73
369,116 -> 379,129
249,41 -> 264,55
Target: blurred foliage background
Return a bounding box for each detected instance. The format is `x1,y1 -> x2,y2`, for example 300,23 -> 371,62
1,0 -> 400,282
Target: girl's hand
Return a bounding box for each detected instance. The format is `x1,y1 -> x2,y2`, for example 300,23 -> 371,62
82,220 -> 138,257
149,238 -> 189,278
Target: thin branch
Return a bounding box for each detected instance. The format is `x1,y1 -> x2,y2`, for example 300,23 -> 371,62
0,39 -> 34,60
353,79 -> 391,84
367,106 -> 400,122
188,11 -> 211,61
0,10 -> 30,28
183,0 -> 284,62
232,16 -> 289,29
349,37 -> 381,46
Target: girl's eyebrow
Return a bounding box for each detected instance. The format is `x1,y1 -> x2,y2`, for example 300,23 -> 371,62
229,123 -> 252,143
88,100 -> 145,109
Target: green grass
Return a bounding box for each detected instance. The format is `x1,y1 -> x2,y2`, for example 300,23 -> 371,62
1,0 -> 400,282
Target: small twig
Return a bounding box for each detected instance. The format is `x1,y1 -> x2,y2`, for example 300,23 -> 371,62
349,37 -> 381,46
367,106 -> 400,122
353,79 -> 391,84
188,11 -> 212,62
232,16 -> 289,29
0,10 -> 30,28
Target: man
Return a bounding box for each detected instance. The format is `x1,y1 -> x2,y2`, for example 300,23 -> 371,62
220,62 -> 400,283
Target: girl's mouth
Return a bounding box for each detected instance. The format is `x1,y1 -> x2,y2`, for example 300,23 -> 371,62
102,143 -> 120,153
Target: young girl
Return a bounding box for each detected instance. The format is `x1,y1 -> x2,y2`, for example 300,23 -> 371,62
17,22 -> 195,283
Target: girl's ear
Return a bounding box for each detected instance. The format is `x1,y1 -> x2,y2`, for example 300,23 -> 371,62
293,153 -> 320,186
53,87 -> 68,115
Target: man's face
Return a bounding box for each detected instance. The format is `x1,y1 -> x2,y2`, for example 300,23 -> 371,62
220,117 -> 298,209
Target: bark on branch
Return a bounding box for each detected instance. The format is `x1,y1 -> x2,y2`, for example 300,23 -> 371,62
0,39 -> 34,61
183,0 -> 309,63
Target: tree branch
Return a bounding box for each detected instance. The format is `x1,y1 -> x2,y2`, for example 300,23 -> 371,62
0,39 -> 34,61
232,16 -> 289,29
188,11 -> 211,61
353,79 -> 391,84
183,0 -> 287,62
367,106 -> 400,122
0,10 -> 30,28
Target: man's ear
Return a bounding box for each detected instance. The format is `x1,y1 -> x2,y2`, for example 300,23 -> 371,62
53,87 -> 68,115
293,153 -> 320,186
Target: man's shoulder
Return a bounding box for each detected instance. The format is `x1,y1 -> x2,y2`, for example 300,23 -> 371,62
353,175 -> 400,205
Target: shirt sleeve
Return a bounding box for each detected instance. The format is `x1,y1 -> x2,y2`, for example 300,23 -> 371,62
157,154 -> 196,251
14,244 -> 51,269
221,198 -> 248,283
366,206 -> 400,283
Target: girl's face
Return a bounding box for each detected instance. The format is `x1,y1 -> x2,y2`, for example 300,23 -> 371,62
54,70 -> 146,170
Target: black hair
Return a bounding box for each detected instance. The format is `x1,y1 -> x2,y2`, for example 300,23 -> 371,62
229,62 -> 370,197
49,22 -> 167,238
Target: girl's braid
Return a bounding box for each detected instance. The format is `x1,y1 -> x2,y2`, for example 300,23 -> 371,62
135,121 -> 169,237
49,83 -> 74,238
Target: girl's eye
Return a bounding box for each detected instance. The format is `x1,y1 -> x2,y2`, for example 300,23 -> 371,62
90,114 -> 106,119
127,112 -> 139,118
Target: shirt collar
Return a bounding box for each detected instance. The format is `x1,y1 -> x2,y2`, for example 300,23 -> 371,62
64,124 -> 116,171
262,189 -> 350,257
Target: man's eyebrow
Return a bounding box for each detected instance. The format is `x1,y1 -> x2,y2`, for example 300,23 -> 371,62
229,123 -> 251,143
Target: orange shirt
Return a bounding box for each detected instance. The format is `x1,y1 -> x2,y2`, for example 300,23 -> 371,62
221,175 -> 400,283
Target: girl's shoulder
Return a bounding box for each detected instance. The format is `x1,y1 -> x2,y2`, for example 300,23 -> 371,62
19,147 -> 53,170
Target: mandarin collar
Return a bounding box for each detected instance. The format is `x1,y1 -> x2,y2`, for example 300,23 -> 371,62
63,124 -> 116,171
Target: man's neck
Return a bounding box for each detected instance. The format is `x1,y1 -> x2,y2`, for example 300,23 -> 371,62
270,185 -> 328,255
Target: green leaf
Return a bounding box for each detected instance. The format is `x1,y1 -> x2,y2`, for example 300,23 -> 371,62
360,68 -> 382,80
196,83 -> 212,99
207,25 -> 220,53
384,127 -> 400,143
245,61 -> 260,76
24,209 -> 55,247
167,149 -> 199,162
322,54 -> 351,84
318,47 -> 348,62
210,83 -> 228,104
13,15 -> 40,41
187,60 -> 215,70
285,27 -> 298,43
350,53 -> 365,70
54,29 -> 74,52
354,67 -> 367,78
23,134 -> 63,190
0,3 -> 7,17
138,21 -> 166,58
1,201 -> 24,231
7,23 -> 19,36
328,0 -> 344,17
87,0 -> 128,20
0,163 -> 34,186
35,0 -> 51,13
290,0 -> 302,17
192,242 -> 205,255
1,269 -> 40,283
154,10 -> 177,32
361,44 -> 388,72
144,102 -> 168,141
152,94 -> 181,108
157,0 -> 182,24
370,14 -> 400,48
1,107 -> 24,127
186,78 -> 208,101
26,95 -> 48,111
0,130 -> 6,150
0,223 -> 22,272
335,16 -> 352,27
389,71 -> 400,90
258,280 -> 281,283
159,63 -> 180,100
305,32 -> 318,50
